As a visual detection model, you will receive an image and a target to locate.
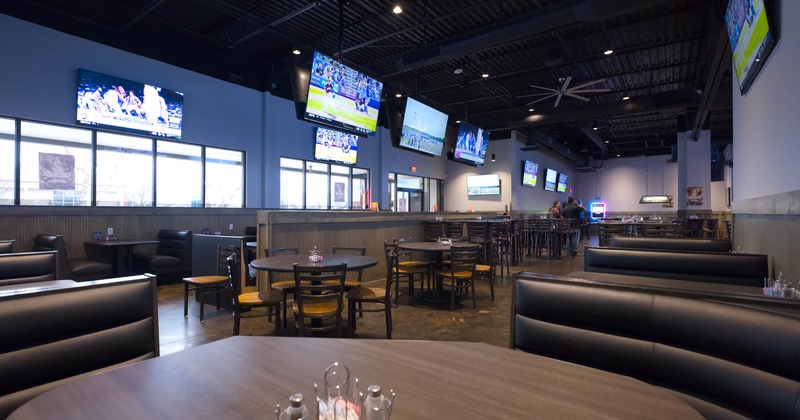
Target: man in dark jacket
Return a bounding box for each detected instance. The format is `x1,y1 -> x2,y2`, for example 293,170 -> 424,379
561,196 -> 587,256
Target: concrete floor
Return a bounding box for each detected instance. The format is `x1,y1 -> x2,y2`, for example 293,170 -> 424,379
158,237 -> 594,356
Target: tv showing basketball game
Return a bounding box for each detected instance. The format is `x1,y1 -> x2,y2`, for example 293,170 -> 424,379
544,168 -> 557,192
725,0 -> 776,94
76,69 -> 183,139
453,121 -> 489,166
305,51 -> 383,135
399,97 -> 448,156
557,172 -> 568,193
521,160 -> 538,188
314,126 -> 358,165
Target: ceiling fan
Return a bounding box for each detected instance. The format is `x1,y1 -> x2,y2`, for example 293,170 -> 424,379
518,76 -> 610,107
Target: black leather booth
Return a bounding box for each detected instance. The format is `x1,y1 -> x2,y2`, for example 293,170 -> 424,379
0,240 -> 14,254
133,229 -> 192,284
0,275 -> 159,418
513,273 -> 800,419
584,246 -> 768,287
32,234 -> 113,281
610,236 -> 732,252
0,251 -> 58,287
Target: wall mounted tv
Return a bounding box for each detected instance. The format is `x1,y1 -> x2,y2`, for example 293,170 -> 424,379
544,168 -> 558,192
399,97 -> 448,156
453,121 -> 489,166
304,51 -> 383,135
466,173 -> 500,196
314,126 -> 358,165
521,160 -> 539,188
725,0 -> 777,94
557,173 -> 568,193
76,69 -> 183,139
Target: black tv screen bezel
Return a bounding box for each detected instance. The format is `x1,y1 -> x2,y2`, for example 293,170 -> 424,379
725,0 -> 778,95
521,159 -> 539,188
313,126 -> 358,165
544,168 -> 557,192
453,121 -> 490,167
303,51 -> 383,136
76,68 -> 183,140
398,97 -> 448,156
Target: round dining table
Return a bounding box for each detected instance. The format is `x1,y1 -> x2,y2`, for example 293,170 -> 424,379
8,336 -> 703,419
250,254 -> 378,273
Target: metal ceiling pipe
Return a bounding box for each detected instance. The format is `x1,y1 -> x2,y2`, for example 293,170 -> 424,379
396,0 -> 669,71
519,129 -> 585,164
579,120 -> 609,160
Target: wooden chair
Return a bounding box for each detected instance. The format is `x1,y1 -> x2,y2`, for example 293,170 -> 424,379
423,220 -> 444,242
331,246 -> 366,282
704,218 -> 719,238
292,262 -> 348,337
227,253 -> 282,335
435,244 -> 479,310
347,252 -> 393,338
265,246 -> 299,329
181,244 -> 233,322
385,240 -> 427,305
474,241 -> 496,301
467,221 -> 492,263
444,221 -> 464,241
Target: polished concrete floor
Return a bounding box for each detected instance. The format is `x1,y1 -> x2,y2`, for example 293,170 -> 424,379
158,237 -> 595,356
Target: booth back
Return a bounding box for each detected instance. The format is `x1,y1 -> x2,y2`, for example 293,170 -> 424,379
0,251 -> 58,286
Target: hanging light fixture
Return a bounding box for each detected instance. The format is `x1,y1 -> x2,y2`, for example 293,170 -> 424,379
638,155 -> 670,203
491,141 -> 496,162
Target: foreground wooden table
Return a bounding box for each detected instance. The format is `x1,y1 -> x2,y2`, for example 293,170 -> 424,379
10,336 -> 701,419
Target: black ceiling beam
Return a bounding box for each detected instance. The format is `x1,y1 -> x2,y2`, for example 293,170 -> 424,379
119,0 -> 165,32
691,26 -> 731,140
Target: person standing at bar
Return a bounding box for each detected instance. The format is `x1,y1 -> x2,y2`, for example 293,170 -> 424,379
562,197 -> 586,256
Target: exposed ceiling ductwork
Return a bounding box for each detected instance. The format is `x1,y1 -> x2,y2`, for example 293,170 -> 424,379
396,0 -> 670,72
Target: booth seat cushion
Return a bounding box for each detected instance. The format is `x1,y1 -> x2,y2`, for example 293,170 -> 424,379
583,246 -> 768,287
0,251 -> 58,286
512,274 -> 800,419
134,253 -> 183,270
67,259 -> 115,278
610,236 -> 732,252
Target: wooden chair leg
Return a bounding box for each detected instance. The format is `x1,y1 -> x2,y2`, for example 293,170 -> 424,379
385,304 -> 392,339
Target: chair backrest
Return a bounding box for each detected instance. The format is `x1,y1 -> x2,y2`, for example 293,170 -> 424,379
0,251 -> 59,286
155,230 -> 192,269
447,245 -> 478,276
292,262 -> 348,334
265,246 -> 299,258
32,234 -> 69,279
384,241 -> 400,278
0,240 -> 15,254
227,252 -> 243,305
332,246 -> 366,282
445,221 -> 463,239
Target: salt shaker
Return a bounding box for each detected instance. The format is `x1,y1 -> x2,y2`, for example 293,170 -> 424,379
362,385 -> 391,420
278,393 -> 309,420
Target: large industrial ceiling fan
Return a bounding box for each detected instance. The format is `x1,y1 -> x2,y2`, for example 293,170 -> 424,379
518,76 -> 610,107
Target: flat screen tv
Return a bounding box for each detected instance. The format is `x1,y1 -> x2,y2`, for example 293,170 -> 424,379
466,173 -> 500,196
314,126 -> 358,165
399,97 -> 448,156
77,69 -> 183,139
453,121 -> 489,166
725,0 -> 777,94
304,51 -> 383,135
544,168 -> 557,192
557,173 -> 568,193
521,160 -> 539,188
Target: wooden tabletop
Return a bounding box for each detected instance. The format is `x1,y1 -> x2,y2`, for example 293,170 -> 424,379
83,239 -> 160,247
9,336 -> 701,419
397,241 -> 479,252
250,254 -> 378,273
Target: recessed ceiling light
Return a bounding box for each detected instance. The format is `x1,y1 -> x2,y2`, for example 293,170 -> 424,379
392,4 -> 403,14
604,49 -> 614,55
592,126 -> 598,131
481,72 -> 490,78
395,93 -> 402,98
617,154 -> 621,157
755,57 -> 760,62
292,49 -> 301,55
528,108 -> 534,112
604,140 -> 610,144
453,68 -> 463,75
456,120 -> 461,123
622,95 -> 630,100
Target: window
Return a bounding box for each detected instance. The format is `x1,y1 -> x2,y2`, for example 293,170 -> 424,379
0,118 -> 15,205
205,147 -> 244,208
280,158 -> 304,209
388,172 -> 442,212
96,132 -> 154,206
156,140 -> 202,207
330,164 -> 350,210
20,121 -> 93,206
2,116 -> 245,208
305,161 -> 329,209
280,157 -> 369,210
